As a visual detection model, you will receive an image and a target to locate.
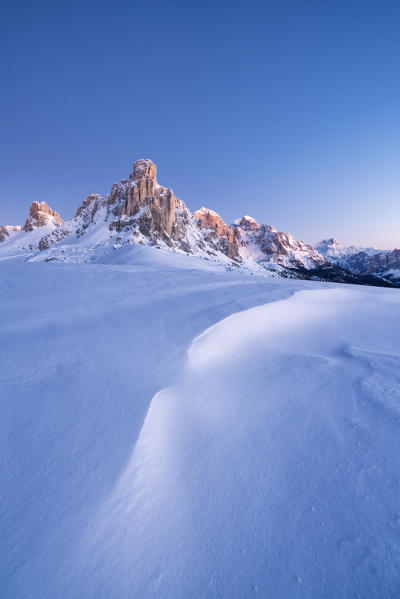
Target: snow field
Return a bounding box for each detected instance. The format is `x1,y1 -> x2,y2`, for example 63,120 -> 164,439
1,252 -> 400,598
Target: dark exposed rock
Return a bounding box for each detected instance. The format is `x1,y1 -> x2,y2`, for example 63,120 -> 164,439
330,248 -> 400,284
343,251 -> 372,274
367,249 -> 400,275
75,194 -> 103,218
0,226 -> 10,243
0,225 -> 22,243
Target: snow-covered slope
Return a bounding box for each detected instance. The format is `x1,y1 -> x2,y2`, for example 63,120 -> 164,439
1,254 -> 400,598
0,223 -> 61,262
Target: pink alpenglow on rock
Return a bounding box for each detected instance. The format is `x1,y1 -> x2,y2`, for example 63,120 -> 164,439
23,201 -> 63,232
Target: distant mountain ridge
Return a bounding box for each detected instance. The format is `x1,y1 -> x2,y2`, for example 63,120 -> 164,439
0,159 -> 397,287
314,238 -> 400,285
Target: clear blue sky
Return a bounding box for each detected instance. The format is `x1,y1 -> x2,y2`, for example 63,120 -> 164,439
1,0 -> 400,248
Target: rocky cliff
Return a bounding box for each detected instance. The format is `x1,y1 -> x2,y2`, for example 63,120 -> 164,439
233,215 -> 328,270
0,225 -> 21,243
23,201 -> 63,232
36,159 -> 240,263
194,208 -> 238,259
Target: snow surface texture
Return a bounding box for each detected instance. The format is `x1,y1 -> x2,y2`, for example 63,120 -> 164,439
1,247 -> 400,598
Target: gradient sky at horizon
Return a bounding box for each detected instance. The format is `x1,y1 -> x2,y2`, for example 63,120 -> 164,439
1,0 -> 400,248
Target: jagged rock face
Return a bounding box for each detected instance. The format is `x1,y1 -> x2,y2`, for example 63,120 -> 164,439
260,230 -> 328,268
75,194 -> 103,218
108,159 -> 185,244
0,226 -> 9,243
233,217 -> 328,269
23,202 -> 63,232
105,160 -> 240,260
194,208 -> 239,259
316,238 -> 340,253
133,158 -> 157,182
36,160 -> 239,262
344,251 -> 372,274
314,238 -> 381,265
194,208 -> 235,244
314,239 -> 400,282
3,157 -> 396,288
234,215 -> 264,233
0,225 -> 22,243
367,249 -> 400,275
39,194 -> 106,250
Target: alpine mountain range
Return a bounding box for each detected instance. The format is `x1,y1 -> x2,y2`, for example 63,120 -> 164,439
1,159 -> 398,287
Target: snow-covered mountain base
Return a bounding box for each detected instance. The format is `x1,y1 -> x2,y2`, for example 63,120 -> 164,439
1,250 -> 400,598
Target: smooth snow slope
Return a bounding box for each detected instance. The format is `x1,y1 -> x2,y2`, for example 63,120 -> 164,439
1,248 -> 400,598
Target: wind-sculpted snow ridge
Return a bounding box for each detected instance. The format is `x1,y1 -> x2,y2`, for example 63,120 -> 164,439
1,260 -> 400,597
79,285 -> 400,598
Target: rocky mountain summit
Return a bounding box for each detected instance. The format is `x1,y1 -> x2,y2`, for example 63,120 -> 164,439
315,238 -> 380,262
37,159 -> 233,260
0,159 -> 397,287
233,216 -> 328,270
192,210 -> 329,269
23,201 -> 63,232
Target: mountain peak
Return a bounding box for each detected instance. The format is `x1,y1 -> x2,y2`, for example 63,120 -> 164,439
318,237 -> 340,247
194,207 -> 229,230
1,157 -> 395,287
242,215 -> 258,223
23,202 -> 63,232
194,207 -> 237,252
133,159 -> 157,182
234,215 -> 260,230
195,207 -> 220,218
